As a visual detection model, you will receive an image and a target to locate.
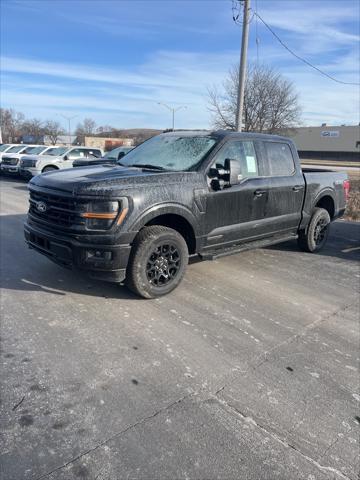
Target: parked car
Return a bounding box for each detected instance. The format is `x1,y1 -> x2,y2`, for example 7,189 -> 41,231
1,145 -> 57,175
19,146 -> 103,177
24,130 -> 349,298
72,146 -> 134,168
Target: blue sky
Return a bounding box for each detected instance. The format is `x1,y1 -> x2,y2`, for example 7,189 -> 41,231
1,0 -> 359,131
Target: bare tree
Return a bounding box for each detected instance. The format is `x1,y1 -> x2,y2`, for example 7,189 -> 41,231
75,118 -> 97,144
96,125 -> 114,135
0,108 -> 25,142
21,118 -> 44,143
43,120 -> 65,145
75,118 -> 97,136
208,64 -> 301,133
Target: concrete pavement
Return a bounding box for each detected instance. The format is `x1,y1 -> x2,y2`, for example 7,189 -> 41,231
0,177 -> 359,480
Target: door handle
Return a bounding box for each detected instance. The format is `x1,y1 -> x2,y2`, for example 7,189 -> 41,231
293,185 -> 304,192
254,189 -> 266,197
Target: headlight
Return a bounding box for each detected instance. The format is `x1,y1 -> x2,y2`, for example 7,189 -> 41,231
81,200 -> 128,230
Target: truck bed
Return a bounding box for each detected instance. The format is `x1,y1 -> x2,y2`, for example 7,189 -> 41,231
302,169 -> 348,224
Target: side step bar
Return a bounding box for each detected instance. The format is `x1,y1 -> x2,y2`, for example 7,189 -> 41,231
200,234 -> 298,261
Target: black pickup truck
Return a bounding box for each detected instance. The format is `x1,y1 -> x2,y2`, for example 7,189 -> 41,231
24,130 -> 349,298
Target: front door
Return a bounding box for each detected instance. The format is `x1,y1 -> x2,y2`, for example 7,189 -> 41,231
203,140 -> 270,251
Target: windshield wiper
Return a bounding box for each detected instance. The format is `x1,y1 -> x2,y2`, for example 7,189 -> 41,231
128,163 -> 167,171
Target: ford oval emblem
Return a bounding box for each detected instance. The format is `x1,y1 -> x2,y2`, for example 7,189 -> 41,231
36,201 -> 47,213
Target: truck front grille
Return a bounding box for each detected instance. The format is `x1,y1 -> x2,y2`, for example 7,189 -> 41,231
2,157 -> 19,165
29,190 -> 87,230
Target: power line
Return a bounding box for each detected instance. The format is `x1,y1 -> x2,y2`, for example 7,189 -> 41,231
252,11 -> 360,86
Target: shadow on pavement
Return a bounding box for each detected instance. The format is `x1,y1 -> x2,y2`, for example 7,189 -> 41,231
1,213 -> 359,301
267,220 -> 360,262
0,213 -> 139,301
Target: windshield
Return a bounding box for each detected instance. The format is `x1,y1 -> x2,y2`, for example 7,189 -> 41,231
7,145 -> 28,153
24,146 -> 46,155
45,147 -> 68,156
120,135 -> 217,171
104,146 -> 131,159
0,144 -> 11,152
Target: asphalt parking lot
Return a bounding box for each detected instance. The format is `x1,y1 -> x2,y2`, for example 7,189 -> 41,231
1,176 -> 359,480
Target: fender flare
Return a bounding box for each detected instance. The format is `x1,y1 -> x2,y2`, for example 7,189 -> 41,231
130,202 -> 199,236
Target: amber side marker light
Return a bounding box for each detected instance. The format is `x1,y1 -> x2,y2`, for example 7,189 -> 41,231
117,207 -> 129,225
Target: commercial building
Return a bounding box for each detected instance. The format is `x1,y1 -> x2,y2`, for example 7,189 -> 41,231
84,136 -> 134,151
289,125 -> 360,162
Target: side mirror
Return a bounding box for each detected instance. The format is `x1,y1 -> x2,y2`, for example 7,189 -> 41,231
117,151 -> 125,160
63,155 -> 68,160
224,158 -> 242,185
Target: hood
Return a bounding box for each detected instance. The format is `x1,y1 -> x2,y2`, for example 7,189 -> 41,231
30,164 -> 198,196
1,153 -> 22,159
21,154 -> 46,161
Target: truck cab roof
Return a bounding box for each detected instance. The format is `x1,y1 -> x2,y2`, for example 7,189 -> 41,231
163,129 -> 293,143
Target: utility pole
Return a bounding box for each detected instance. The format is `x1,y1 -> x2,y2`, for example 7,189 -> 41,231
58,114 -> 78,146
235,0 -> 251,132
157,103 -> 187,130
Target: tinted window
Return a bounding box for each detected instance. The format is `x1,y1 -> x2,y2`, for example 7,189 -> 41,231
214,141 -> 259,178
265,142 -> 295,176
0,144 -> 11,152
46,147 -> 68,156
24,146 -> 46,155
7,145 -> 28,153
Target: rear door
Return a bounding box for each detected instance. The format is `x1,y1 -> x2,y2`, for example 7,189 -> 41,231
261,141 -> 305,235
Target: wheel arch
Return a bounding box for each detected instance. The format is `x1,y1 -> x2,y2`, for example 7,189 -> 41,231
42,164 -> 59,173
131,205 -> 198,254
314,192 -> 335,219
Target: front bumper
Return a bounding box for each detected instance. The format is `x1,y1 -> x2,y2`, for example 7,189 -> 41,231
19,167 -> 39,178
24,222 -> 132,283
1,164 -> 20,174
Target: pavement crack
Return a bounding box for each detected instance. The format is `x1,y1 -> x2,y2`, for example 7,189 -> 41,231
214,394 -> 352,480
319,435 -> 341,462
253,301 -> 356,370
34,392 -> 193,480
12,395 -> 25,411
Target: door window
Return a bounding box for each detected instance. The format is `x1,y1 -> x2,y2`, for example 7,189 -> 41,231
214,141 -> 259,178
265,142 -> 295,176
67,148 -> 86,160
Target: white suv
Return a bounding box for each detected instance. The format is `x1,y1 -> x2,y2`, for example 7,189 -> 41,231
19,146 -> 103,177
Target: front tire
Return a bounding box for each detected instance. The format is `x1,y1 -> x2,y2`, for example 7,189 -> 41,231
42,166 -> 58,173
126,226 -> 188,298
298,207 -> 331,253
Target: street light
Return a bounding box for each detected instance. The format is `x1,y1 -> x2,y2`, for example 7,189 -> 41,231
157,103 -> 187,131
58,114 -> 78,146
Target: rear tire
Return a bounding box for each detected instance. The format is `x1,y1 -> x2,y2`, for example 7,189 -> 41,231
126,226 -> 188,299
298,207 -> 330,253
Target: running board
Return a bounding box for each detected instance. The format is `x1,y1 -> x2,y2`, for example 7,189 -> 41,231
200,234 -> 298,261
